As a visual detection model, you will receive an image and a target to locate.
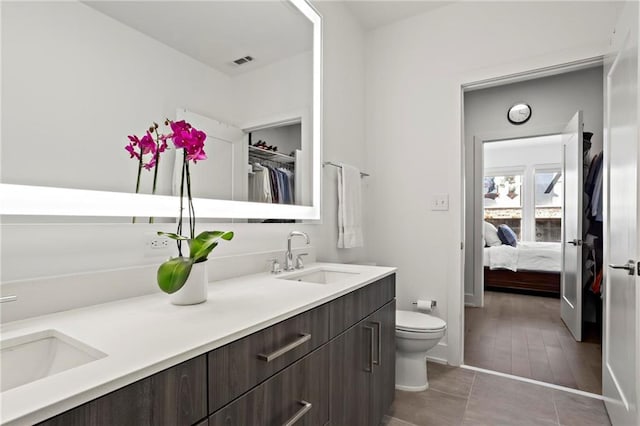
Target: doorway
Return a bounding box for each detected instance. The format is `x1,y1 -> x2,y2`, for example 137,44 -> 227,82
462,66 -> 604,395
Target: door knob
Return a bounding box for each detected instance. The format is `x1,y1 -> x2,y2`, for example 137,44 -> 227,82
608,260 -> 636,276
568,239 -> 582,246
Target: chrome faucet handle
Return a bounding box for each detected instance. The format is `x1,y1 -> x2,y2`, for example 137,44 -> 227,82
267,258 -> 282,274
295,253 -> 309,270
0,295 -> 17,303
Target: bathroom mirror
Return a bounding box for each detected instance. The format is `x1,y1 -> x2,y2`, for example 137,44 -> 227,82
0,0 -> 322,220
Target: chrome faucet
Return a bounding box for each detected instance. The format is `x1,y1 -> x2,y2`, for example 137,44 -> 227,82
285,231 -> 310,271
0,295 -> 17,303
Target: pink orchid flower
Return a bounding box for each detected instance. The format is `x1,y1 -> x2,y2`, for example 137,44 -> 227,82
139,131 -> 156,155
125,143 -> 140,160
127,135 -> 140,146
143,156 -> 156,171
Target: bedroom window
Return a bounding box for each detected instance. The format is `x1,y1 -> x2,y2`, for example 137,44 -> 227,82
534,170 -> 563,242
483,174 -> 523,239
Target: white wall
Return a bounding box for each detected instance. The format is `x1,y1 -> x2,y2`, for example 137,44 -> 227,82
364,1 -> 617,364
1,1 -> 235,196
483,137 -> 563,171
0,2 -> 368,314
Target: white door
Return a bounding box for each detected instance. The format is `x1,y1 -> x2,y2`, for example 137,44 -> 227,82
173,110 -> 245,201
560,110 -> 583,342
603,1 -> 639,424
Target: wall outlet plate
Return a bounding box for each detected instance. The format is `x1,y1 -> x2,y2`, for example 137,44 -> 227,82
431,194 -> 449,211
145,234 -> 171,256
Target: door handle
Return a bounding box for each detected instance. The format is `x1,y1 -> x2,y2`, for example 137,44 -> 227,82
568,239 -> 582,246
364,325 -> 374,373
371,321 -> 381,366
608,260 -> 636,276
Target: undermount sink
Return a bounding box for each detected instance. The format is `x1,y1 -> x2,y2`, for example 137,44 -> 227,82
0,329 -> 106,392
279,267 -> 360,284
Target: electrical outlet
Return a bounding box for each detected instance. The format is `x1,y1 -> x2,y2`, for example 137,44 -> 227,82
150,237 -> 170,249
146,234 -> 171,255
431,194 -> 449,211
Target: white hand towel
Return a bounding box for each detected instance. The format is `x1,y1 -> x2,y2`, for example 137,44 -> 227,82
337,164 -> 364,248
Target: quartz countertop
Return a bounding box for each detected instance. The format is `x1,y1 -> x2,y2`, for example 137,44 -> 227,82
0,262 -> 396,425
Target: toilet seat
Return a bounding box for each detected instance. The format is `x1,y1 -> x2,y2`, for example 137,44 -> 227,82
396,310 -> 446,333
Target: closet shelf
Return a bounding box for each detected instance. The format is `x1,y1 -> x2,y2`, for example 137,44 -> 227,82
248,145 -> 295,164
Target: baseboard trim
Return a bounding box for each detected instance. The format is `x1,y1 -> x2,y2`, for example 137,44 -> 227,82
460,364 -> 604,400
425,342 -> 448,364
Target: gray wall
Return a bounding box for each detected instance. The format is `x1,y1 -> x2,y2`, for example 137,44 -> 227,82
463,66 -> 604,300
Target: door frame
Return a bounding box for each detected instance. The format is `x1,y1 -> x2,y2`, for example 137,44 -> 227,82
467,129 -> 565,308
458,56 -> 604,365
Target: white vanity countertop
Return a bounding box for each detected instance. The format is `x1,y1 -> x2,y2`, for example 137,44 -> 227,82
0,262 -> 396,425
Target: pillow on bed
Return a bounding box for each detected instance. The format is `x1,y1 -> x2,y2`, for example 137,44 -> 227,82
497,224 -> 518,247
484,221 -> 502,247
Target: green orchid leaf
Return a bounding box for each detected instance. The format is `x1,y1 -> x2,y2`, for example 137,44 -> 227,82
157,257 -> 193,294
189,231 -> 234,263
157,231 -> 189,241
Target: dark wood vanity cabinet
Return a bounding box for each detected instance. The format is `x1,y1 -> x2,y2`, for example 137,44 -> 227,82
207,303 -> 330,412
39,355 -> 207,426
40,274 -> 396,426
209,344 -> 330,426
329,300 -> 396,426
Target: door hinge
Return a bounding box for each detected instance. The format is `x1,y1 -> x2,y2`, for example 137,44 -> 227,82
461,242 -> 464,250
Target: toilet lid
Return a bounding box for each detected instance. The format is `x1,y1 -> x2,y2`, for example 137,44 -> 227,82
396,310 -> 446,332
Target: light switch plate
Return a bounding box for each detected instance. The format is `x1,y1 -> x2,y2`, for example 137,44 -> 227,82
431,194 -> 449,211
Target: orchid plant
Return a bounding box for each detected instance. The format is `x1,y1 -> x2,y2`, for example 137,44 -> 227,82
125,123 -> 168,223
126,119 -> 234,294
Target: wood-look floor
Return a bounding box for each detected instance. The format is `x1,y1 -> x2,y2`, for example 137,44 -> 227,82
464,291 -> 602,394
383,362 -> 610,426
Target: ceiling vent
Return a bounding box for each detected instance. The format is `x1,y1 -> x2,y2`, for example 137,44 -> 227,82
232,56 -> 254,66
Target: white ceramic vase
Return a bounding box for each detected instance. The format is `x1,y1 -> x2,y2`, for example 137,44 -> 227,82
170,261 -> 208,305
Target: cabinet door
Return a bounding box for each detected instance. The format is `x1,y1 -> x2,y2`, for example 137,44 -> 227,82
369,300 -> 396,424
329,320 -> 372,426
329,274 -> 395,338
39,355 -> 207,426
209,345 -> 329,426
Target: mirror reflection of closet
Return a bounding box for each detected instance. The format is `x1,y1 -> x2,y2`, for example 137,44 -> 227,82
248,123 -> 302,206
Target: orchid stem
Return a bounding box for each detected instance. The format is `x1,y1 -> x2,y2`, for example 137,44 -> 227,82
177,151 -> 187,257
149,129 -> 162,224
185,159 -> 195,239
132,148 -> 143,224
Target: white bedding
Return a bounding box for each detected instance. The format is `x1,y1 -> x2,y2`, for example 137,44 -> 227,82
483,242 -> 561,272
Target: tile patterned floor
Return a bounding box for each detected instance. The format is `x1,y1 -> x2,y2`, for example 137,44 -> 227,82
464,291 -> 602,394
383,362 -> 611,426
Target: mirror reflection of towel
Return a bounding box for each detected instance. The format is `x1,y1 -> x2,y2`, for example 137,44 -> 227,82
337,164 -> 363,248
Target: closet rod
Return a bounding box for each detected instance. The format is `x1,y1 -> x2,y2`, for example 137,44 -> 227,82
323,161 -> 370,177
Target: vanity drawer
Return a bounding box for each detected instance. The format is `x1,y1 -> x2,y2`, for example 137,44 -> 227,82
208,304 -> 329,413
39,355 -> 207,426
209,345 -> 329,426
329,273 -> 395,338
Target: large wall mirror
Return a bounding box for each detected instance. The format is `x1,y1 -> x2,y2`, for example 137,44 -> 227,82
1,0 -> 321,221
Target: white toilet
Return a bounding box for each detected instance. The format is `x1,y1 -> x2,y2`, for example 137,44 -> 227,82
395,310 -> 447,391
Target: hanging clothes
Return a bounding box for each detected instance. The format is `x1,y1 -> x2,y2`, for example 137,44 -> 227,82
249,163 -> 273,203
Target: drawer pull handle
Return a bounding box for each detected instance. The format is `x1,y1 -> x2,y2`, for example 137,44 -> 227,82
258,333 -> 311,362
283,400 -> 312,426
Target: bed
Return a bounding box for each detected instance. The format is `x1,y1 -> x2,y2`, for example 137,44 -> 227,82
483,242 -> 561,296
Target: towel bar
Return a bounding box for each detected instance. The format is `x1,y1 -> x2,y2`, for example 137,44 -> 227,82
323,161 -> 370,177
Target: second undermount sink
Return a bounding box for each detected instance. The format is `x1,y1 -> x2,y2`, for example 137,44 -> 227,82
0,329 -> 107,392
279,267 -> 360,284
